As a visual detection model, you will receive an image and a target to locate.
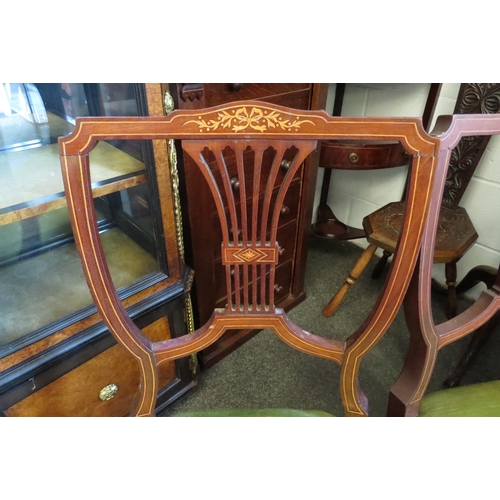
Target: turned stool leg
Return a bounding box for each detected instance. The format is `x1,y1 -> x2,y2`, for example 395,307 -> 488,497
445,261 -> 458,319
371,250 -> 392,279
323,243 -> 378,318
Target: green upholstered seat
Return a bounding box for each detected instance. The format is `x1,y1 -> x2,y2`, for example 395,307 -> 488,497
419,380 -> 500,417
173,408 -> 333,417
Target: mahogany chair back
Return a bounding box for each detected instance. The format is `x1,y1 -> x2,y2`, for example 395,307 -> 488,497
388,113 -> 500,416
59,101 -> 439,417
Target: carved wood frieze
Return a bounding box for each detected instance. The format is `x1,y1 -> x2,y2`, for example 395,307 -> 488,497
443,83 -> 500,207
456,83 -> 500,115
179,84 -> 204,102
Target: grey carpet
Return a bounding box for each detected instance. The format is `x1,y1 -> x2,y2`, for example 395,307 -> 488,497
159,238 -> 500,417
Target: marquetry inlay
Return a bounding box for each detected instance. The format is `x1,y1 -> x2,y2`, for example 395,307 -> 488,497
185,106 -> 315,133
222,244 -> 278,265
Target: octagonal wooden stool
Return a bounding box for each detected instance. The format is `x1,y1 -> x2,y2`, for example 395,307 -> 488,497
323,83 -> 500,321
323,201 -> 478,319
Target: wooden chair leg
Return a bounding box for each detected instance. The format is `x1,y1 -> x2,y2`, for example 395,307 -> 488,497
371,250 -> 392,279
456,265 -> 496,294
323,243 -> 378,318
443,312 -> 500,388
445,261 -> 458,319
442,266 -> 498,387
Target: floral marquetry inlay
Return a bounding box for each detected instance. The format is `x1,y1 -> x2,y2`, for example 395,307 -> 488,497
184,107 -> 315,133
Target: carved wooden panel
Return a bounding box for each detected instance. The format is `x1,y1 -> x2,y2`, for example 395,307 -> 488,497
443,83 -> 500,207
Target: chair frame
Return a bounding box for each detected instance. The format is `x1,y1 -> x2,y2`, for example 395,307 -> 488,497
59,100 -> 439,417
388,113 -> 500,416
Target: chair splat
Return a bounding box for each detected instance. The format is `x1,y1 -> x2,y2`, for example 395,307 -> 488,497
183,139 -> 317,313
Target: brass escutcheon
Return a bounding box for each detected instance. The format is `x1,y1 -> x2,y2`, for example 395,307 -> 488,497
349,152 -> 359,163
99,384 -> 118,401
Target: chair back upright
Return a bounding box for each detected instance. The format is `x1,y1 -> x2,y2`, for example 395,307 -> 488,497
388,113 -> 500,416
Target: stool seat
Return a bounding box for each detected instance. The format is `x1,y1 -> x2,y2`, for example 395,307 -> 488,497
365,202 -> 478,263
323,200 -> 478,320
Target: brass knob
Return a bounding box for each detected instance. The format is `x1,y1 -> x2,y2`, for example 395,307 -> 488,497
280,159 -> 292,170
349,152 -> 359,163
99,384 -> 118,401
274,284 -> 283,293
230,177 -> 240,191
280,205 -> 290,216
278,246 -> 286,256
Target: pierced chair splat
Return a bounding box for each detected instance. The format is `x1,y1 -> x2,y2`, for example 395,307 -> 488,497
59,101 -> 439,417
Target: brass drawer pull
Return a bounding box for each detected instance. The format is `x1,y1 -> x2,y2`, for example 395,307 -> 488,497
99,384 -> 118,401
280,205 -> 290,216
349,152 -> 359,163
280,159 -> 292,170
230,177 -> 240,191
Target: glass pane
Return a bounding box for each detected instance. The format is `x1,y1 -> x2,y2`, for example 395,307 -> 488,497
0,83 -> 163,351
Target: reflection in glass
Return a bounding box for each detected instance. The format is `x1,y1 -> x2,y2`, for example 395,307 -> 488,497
0,83 -> 162,350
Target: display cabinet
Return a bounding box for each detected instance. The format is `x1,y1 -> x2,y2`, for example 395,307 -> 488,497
0,83 -> 196,416
168,83 -> 328,367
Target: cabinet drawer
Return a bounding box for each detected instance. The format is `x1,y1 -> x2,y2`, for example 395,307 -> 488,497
200,146 -> 302,205
215,259 -> 294,309
213,220 -> 298,302
211,181 -> 301,261
5,316 -> 176,417
204,84 -> 311,107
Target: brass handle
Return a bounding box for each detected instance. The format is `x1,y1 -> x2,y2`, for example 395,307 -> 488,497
280,159 -> 292,170
280,205 -> 290,216
99,384 -> 118,401
349,152 -> 359,164
230,177 -> 240,191
274,284 -> 283,293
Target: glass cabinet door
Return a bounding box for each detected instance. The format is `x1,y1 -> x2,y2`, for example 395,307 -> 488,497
0,83 -> 167,352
